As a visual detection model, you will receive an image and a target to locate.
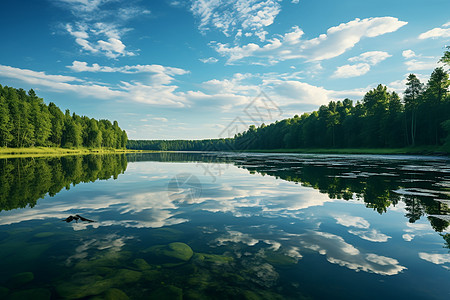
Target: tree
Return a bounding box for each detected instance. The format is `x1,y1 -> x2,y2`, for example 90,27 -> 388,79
404,74 -> 423,146
0,96 -> 13,147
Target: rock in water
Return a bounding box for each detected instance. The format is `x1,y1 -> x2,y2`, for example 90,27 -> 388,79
8,272 -> 34,288
146,242 -> 194,263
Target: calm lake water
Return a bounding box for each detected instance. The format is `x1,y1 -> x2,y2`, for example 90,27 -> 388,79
0,152 -> 449,299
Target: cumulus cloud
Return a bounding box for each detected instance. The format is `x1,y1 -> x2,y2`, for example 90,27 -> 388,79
213,17 -> 407,64
400,50 -> 441,71
190,0 -> 281,39
418,252 -> 450,265
348,229 -> 391,242
419,22 -> 450,39
298,231 -> 406,275
335,215 -> 370,229
332,51 -> 391,78
0,64 -> 188,107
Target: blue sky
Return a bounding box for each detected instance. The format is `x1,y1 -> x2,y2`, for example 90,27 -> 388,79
0,0 -> 449,140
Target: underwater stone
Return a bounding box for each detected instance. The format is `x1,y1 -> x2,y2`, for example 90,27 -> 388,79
133,258 -> 151,271
8,272 -> 34,288
147,242 -> 193,262
55,276 -> 113,299
150,285 -> 182,300
142,270 -> 161,281
7,288 -> 51,300
263,251 -> 298,266
193,253 -> 233,264
105,288 -> 130,300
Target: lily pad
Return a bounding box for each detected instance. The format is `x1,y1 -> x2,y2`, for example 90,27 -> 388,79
110,269 -> 142,285
133,258 -> 151,271
147,242 -> 193,263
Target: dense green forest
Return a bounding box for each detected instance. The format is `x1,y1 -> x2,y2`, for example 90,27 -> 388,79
128,49 -> 450,152
0,85 -> 128,149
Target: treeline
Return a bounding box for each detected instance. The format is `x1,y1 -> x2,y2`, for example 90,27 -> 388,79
0,154 -> 128,211
0,85 -> 128,148
128,53 -> 450,152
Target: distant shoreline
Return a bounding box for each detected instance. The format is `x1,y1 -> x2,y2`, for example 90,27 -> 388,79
0,147 -> 142,158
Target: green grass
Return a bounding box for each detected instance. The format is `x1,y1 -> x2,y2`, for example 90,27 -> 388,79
0,147 -> 142,159
240,146 -> 449,155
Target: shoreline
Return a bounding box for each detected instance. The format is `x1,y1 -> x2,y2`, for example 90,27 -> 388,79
0,147 -> 143,159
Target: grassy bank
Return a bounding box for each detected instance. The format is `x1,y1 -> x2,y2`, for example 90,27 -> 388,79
240,146 -> 449,156
0,147 -> 142,159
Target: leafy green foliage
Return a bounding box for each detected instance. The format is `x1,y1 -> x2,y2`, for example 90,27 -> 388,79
0,85 -> 127,149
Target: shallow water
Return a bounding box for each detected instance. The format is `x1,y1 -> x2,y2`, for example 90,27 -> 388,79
0,152 -> 449,299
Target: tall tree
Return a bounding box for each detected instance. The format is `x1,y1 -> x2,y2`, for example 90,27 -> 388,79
0,96 -> 13,147
404,74 -> 423,146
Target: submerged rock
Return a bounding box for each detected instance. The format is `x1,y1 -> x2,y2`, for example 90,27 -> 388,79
193,253 -> 233,264
133,258 -> 151,271
149,285 -> 182,300
8,272 -> 34,288
146,242 -> 193,263
105,288 -> 130,300
7,288 -> 51,300
55,275 -> 113,299
262,251 -> 298,266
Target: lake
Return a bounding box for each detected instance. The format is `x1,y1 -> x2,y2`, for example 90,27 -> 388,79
0,152 -> 449,299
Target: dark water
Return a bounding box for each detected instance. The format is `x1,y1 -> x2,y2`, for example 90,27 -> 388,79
0,152 -> 449,299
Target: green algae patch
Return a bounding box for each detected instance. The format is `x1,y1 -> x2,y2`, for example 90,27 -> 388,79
262,251 -> 298,266
8,272 -> 34,288
105,288 -> 130,300
150,285 -> 182,300
7,288 -> 51,300
0,286 -> 9,298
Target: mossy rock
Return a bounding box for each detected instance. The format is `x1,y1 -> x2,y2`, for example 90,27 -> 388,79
147,242 -> 193,262
133,258 -> 151,271
193,253 -> 233,264
7,288 -> 51,300
55,276 -> 113,299
149,285 -> 182,300
110,269 -> 141,285
8,272 -> 34,288
33,232 -> 55,238
0,286 -> 9,298
105,288 -> 129,300
263,251 -> 298,266
75,251 -> 132,270
243,290 -> 262,300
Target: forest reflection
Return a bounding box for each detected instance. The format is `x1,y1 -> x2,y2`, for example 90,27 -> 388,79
1,152 -> 448,235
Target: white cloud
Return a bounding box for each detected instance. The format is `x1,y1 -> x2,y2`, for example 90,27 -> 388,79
199,57 -> 219,64
348,51 -> 392,65
332,63 -> 371,78
0,64 -> 188,107
401,50 -> 441,71
66,23 -> 135,58
190,0 -> 281,38
418,252 -> 450,265
291,0 -> 299,3
332,51 -> 391,78
153,117 -> 168,122
419,22 -> 450,39
348,229 -> 391,242
298,231 -> 406,276
402,50 -> 416,59
335,215 -> 370,229
214,17 -> 407,64
215,230 -> 260,246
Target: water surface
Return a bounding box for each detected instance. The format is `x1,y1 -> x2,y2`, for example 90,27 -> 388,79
0,153 -> 449,299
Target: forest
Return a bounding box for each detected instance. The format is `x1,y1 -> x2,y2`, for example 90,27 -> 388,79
0,85 -> 128,149
128,49 -> 450,152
